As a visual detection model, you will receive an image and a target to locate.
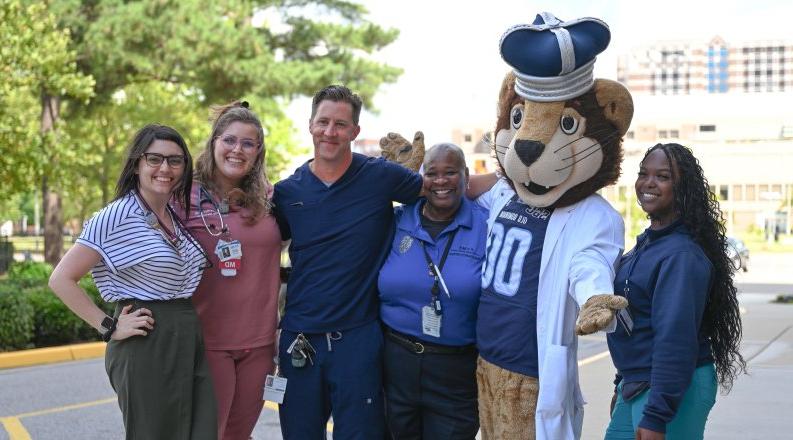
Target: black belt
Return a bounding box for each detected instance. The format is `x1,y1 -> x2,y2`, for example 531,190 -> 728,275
385,328 -> 476,355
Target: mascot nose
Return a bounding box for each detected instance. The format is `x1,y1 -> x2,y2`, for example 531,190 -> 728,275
514,140 -> 545,166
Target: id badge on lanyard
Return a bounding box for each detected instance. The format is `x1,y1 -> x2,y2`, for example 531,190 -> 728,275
215,239 -> 242,277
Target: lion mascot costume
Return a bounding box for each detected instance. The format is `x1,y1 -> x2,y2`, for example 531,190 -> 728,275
474,12 -> 634,440
379,12 -> 634,440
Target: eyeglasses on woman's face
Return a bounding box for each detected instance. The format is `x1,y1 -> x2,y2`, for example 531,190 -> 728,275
217,134 -> 259,152
140,152 -> 186,168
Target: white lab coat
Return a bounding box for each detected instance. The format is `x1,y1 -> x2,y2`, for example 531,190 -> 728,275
482,179 -> 625,440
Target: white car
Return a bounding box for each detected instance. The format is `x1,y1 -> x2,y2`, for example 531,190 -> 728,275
726,237 -> 749,272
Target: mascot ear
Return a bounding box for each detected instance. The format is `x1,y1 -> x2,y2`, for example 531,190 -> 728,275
594,79 -> 634,137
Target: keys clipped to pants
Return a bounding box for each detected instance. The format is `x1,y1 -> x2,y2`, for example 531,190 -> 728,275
286,333 -> 316,368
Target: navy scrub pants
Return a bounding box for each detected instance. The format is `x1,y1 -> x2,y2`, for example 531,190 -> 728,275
278,320 -> 385,440
383,329 -> 479,440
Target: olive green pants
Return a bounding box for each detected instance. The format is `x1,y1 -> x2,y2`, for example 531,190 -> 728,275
105,298 -> 217,440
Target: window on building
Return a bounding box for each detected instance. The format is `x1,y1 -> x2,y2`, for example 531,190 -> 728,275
464,134 -> 472,142
759,184 -> 770,195
670,130 -> 679,138
699,124 -> 716,132
658,130 -> 668,138
626,131 -> 635,139
719,185 -> 729,201
772,184 -> 782,195
745,184 -> 756,201
732,185 -> 744,201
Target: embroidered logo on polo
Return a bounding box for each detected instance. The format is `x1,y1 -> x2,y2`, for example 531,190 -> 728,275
398,235 -> 414,254
482,195 -> 552,297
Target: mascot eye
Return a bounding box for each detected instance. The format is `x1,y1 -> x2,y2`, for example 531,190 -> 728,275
510,106 -> 523,130
560,115 -> 579,134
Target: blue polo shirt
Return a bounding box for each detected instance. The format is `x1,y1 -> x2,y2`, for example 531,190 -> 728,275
378,198 -> 488,346
274,153 -> 422,333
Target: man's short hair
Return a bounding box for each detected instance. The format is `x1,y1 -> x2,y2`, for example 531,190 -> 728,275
311,85 -> 363,124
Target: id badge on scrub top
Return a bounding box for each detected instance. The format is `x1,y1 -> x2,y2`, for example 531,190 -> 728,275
215,239 -> 242,277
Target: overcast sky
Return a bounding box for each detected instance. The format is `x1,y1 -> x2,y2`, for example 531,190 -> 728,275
284,0 -> 793,160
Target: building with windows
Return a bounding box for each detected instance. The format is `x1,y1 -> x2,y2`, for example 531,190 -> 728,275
601,91 -> 793,237
437,36 -> 793,237
617,37 -> 793,95
451,126 -> 497,175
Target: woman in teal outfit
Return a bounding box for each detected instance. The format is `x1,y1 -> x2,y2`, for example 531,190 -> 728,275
605,143 -> 745,440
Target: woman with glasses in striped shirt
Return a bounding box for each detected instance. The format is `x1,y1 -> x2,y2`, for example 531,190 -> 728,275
49,124 -> 216,440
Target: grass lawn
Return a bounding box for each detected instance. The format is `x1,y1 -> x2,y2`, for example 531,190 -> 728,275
5,236 -> 75,253
738,232 -> 793,253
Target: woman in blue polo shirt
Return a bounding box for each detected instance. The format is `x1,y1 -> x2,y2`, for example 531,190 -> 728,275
378,143 -> 488,439
49,125 -> 215,440
605,143 -> 745,440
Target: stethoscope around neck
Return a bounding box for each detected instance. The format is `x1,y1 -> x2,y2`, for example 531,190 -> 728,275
198,186 -> 229,237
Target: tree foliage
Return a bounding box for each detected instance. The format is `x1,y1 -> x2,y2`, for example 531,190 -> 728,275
0,0 -> 94,193
1,0 -> 402,262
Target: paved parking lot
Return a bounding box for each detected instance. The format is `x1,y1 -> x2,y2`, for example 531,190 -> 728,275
2,253 -> 792,439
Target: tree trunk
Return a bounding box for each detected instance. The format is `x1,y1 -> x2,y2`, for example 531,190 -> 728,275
41,93 -> 63,265
42,175 -> 63,264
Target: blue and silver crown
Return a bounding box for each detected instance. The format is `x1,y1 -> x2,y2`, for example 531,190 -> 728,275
500,12 -> 610,102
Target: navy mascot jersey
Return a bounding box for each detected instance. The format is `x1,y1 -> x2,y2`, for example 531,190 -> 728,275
477,195 -> 552,377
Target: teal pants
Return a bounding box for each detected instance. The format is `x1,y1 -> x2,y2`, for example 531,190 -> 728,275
605,363 -> 717,440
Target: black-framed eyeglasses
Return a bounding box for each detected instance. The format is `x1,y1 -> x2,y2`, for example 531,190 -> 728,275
140,153 -> 186,168
216,135 -> 260,151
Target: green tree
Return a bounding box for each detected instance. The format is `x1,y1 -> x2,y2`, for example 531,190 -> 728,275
5,0 -> 401,263
0,0 -> 95,263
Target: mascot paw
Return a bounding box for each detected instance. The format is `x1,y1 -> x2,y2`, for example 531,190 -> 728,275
575,294 -> 628,336
379,131 -> 425,171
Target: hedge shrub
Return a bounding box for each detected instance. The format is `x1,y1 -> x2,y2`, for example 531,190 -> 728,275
0,261 -> 114,351
26,286 -> 100,347
0,284 -> 35,351
8,261 -> 53,288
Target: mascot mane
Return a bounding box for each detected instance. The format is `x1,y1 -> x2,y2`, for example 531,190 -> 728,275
493,72 -> 627,208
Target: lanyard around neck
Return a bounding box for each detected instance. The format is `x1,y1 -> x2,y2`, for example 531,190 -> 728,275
135,191 -> 178,243
622,234 -> 649,297
420,229 -> 457,315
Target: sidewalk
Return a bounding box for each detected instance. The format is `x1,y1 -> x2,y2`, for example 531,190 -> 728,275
579,291 -> 793,439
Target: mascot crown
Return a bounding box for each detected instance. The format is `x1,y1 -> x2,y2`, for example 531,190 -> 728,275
500,12 -> 610,102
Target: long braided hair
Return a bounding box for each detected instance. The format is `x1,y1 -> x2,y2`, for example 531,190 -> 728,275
643,143 -> 746,390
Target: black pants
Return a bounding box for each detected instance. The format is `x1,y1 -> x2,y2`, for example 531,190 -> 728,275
105,299 -> 217,440
383,331 -> 479,440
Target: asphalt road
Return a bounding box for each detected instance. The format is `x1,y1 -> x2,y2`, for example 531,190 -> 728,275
1,254 -> 791,439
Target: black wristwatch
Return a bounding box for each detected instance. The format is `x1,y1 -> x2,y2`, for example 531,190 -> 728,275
99,316 -> 117,342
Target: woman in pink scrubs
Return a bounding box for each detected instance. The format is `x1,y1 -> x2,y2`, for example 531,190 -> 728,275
180,101 -> 282,440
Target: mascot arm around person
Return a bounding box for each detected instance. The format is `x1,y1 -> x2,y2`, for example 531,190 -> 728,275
482,13 -> 633,440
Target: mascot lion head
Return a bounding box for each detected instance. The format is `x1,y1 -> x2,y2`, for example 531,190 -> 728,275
494,12 -> 634,208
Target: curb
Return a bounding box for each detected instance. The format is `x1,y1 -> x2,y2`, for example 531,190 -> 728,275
0,342 -> 106,370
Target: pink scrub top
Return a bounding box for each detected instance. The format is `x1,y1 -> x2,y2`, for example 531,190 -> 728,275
179,185 -> 281,350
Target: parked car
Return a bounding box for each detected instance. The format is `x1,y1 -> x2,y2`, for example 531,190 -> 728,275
726,237 -> 749,272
